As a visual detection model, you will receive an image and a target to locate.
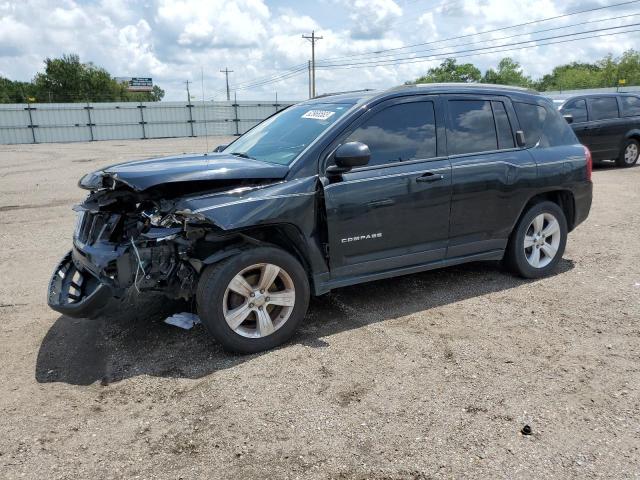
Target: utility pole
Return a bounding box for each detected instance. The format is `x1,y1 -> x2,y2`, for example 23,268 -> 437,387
185,80 -> 192,103
220,67 -> 233,101
307,60 -> 312,99
302,31 -> 323,97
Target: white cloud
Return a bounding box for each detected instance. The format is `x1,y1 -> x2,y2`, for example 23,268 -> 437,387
0,0 -> 637,100
339,0 -> 403,39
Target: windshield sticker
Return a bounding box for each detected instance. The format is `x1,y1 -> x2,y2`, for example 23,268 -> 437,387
302,110 -> 336,121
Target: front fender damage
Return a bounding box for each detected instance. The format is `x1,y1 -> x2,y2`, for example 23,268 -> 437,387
48,175 -> 320,319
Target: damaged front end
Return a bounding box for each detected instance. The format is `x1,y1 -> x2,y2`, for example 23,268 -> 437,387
48,172 -> 255,318
47,150 -> 316,319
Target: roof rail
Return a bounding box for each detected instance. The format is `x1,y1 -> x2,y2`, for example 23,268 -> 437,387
395,82 -> 538,94
313,88 -> 376,99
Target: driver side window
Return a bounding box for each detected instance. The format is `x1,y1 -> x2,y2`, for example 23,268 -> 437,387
562,99 -> 587,123
345,101 -> 437,167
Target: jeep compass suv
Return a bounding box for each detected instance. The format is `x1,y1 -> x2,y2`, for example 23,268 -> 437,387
48,83 -> 593,353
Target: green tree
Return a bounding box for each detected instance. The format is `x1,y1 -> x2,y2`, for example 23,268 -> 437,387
33,54 -> 126,102
0,53 -> 165,103
482,58 -> 532,87
0,77 -> 38,102
615,49 -> 640,86
414,58 -> 482,83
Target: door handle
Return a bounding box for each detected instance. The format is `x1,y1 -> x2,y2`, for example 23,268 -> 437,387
367,199 -> 395,208
416,172 -> 444,183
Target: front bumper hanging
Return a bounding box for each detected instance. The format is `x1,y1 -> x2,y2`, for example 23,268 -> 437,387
47,250 -> 113,318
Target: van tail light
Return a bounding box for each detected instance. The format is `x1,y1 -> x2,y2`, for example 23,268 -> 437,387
584,145 -> 592,182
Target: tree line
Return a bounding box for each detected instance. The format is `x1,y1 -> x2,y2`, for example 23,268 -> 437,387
0,54 -> 164,103
412,50 -> 640,91
2,50 -> 639,104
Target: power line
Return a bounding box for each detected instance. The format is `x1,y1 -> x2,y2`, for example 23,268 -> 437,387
318,22 -> 640,69
317,27 -> 640,70
209,63 -> 308,95
318,13 -> 640,66
318,0 -> 640,63
208,25 -> 638,95
212,66 -> 309,95
206,0 -> 640,95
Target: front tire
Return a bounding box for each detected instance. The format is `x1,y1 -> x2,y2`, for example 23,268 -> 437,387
616,139 -> 639,168
504,201 -> 568,279
196,247 -> 310,353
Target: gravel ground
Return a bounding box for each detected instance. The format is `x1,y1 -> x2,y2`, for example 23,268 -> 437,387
0,137 -> 639,479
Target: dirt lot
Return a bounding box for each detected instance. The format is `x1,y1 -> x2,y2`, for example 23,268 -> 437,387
0,137 -> 638,479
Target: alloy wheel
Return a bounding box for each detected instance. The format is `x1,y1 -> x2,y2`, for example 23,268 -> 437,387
524,212 -> 561,268
624,143 -> 639,164
222,263 -> 296,338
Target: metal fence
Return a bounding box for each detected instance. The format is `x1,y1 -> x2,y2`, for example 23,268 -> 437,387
542,86 -> 640,97
0,100 -> 299,144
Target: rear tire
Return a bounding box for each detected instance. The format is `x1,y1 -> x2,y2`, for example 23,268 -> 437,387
196,246 -> 310,354
504,201 -> 568,279
616,139 -> 639,167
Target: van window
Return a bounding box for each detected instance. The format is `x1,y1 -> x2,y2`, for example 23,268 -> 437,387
620,96 -> 640,117
561,99 -> 587,123
447,100 -> 497,155
514,101 -> 578,148
588,97 -> 619,121
492,101 -> 515,149
345,101 -> 437,167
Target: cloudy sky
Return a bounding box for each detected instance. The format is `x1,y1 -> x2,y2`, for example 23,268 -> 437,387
0,0 -> 638,101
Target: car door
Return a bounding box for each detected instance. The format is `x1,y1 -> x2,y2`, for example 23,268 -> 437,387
322,96 -> 452,281
586,96 -> 623,160
444,95 -> 537,258
560,98 -> 592,148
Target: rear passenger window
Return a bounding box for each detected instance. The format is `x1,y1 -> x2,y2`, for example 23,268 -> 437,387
514,102 -> 546,147
562,99 -> 587,123
492,101 -> 514,149
447,100 -> 497,155
620,96 -> 640,117
589,97 -> 619,120
345,101 -> 437,167
514,101 -> 578,148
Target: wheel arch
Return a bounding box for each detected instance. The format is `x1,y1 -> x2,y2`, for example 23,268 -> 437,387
200,222 -> 320,290
514,190 -> 576,234
624,129 -> 640,142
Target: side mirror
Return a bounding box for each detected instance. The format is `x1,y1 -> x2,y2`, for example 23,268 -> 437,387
213,144 -> 228,152
515,130 -> 526,148
563,114 -> 574,124
326,142 -> 371,174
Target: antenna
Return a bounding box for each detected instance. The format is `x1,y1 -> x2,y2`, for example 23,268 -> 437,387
201,67 -> 209,153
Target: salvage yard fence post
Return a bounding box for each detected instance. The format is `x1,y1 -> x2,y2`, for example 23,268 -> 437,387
233,92 -> 240,136
137,102 -> 147,139
84,102 -> 95,141
25,103 -> 37,143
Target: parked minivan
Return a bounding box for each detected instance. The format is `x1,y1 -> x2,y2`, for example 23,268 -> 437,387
556,93 -> 640,167
49,83 -> 592,353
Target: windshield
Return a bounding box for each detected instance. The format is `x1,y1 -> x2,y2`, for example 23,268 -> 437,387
224,103 -> 352,165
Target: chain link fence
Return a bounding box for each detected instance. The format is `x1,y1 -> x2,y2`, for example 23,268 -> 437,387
0,100 -> 298,144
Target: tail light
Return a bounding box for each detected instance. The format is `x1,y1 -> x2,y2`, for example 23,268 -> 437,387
584,145 -> 592,182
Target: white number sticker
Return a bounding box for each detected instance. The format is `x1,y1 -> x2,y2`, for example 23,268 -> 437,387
301,110 -> 336,121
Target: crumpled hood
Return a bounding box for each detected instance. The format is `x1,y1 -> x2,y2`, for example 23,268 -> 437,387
79,152 -> 289,192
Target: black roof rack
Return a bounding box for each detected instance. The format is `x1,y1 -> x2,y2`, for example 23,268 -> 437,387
313,89 -> 376,99
394,82 -> 539,94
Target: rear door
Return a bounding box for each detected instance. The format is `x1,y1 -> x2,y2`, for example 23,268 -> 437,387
322,96 -> 452,280
560,98 -> 591,148
444,95 -> 537,258
586,96 -> 624,160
